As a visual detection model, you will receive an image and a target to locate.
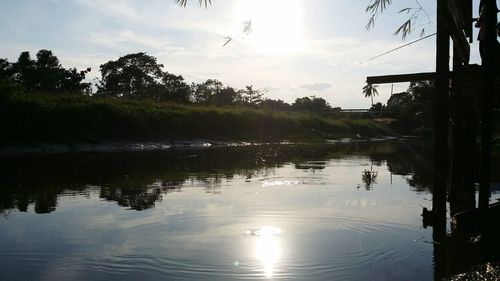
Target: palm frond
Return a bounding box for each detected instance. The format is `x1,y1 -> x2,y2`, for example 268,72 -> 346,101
222,36 -> 232,47
399,8 -> 412,14
366,0 -> 392,14
365,14 -> 376,30
394,19 -> 412,39
175,0 -> 212,8
243,20 -> 252,35
362,83 -> 379,98
366,0 -> 431,40
420,27 -> 426,37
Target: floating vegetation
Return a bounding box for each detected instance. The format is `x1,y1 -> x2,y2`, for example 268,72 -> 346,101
447,262 -> 500,281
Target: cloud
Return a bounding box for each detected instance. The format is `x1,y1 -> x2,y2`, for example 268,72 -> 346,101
87,30 -> 169,49
71,0 -> 140,21
298,82 -> 333,91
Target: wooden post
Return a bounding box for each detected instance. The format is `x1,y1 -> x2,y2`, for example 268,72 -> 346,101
432,2 -> 450,279
449,44 -> 477,215
433,0 -> 450,227
478,0 -> 498,210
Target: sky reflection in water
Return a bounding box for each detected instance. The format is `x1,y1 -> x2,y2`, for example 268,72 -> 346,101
1,143 -> 499,280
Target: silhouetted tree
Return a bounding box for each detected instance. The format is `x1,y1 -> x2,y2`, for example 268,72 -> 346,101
97,53 -> 165,98
238,85 -> 264,106
407,80 -> 435,125
385,81 -> 435,134
292,96 -> 332,114
363,83 -> 379,106
13,51 -> 36,90
260,98 -> 291,111
9,50 -> 90,93
31,50 -> 62,91
97,53 -> 192,102
0,61 -> 20,99
0,58 -> 14,80
191,79 -> 223,104
370,102 -> 384,112
158,72 -> 191,103
386,92 -> 412,111
213,86 -> 238,106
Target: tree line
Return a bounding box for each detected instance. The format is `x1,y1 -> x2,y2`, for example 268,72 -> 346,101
0,50 -> 339,115
369,80 -> 436,135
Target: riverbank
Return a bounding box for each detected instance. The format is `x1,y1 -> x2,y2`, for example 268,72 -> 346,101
0,137 -> 406,154
0,92 -> 391,146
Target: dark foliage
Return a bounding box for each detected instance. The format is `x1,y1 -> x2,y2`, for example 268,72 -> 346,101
291,96 -> 334,115
3,50 -> 91,94
385,81 -> 435,135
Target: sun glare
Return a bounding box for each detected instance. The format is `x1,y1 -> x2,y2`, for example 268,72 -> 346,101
253,226 -> 282,278
242,0 -> 305,54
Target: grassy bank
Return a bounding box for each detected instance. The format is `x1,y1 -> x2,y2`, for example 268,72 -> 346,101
0,90 -> 387,144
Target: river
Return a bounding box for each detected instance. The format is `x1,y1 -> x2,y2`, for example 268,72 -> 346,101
0,141 -> 498,280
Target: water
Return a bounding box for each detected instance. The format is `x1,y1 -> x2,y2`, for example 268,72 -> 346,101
0,141 -> 498,280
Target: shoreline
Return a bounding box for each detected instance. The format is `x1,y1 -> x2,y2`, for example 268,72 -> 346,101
0,136 -> 406,155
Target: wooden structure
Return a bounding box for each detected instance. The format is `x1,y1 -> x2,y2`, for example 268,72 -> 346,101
367,0 -> 497,208
367,0 -> 499,232
367,1 -> 499,277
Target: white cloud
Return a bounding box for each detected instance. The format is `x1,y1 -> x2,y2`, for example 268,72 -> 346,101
71,0 -> 140,21
87,31 -> 170,49
298,82 -> 333,91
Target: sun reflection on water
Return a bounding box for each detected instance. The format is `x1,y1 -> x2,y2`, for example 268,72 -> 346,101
250,226 -> 282,278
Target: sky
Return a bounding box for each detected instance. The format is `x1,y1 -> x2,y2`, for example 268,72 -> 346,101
0,0 -> 490,108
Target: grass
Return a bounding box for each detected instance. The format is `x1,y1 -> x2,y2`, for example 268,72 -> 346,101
0,90 -> 388,144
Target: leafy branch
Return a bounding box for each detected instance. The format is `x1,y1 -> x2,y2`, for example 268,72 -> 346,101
175,0 -> 212,8
366,0 -> 432,39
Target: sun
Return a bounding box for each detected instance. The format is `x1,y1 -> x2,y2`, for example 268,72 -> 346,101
242,0 -> 305,54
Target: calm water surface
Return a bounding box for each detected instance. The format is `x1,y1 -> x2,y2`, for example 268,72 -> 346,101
1,142 -> 497,280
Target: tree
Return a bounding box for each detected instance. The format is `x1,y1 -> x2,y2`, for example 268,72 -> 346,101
260,99 -> 291,111
406,80 -> 435,125
0,58 -> 14,80
33,50 -> 90,93
385,81 -> 435,134
97,53 -> 165,99
238,85 -> 264,106
9,50 -> 90,93
0,60 -> 20,99
97,53 -> 193,102
59,67 -> 92,94
159,72 -> 191,103
212,86 -> 238,106
370,102 -> 384,113
292,96 -> 332,115
386,92 -> 412,111
362,83 -> 379,106
191,79 -> 224,104
33,50 -> 62,91
13,51 -> 35,90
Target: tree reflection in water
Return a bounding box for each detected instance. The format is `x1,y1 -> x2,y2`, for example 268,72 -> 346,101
361,164 -> 378,190
0,141 -> 499,278
0,141 -> 439,215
